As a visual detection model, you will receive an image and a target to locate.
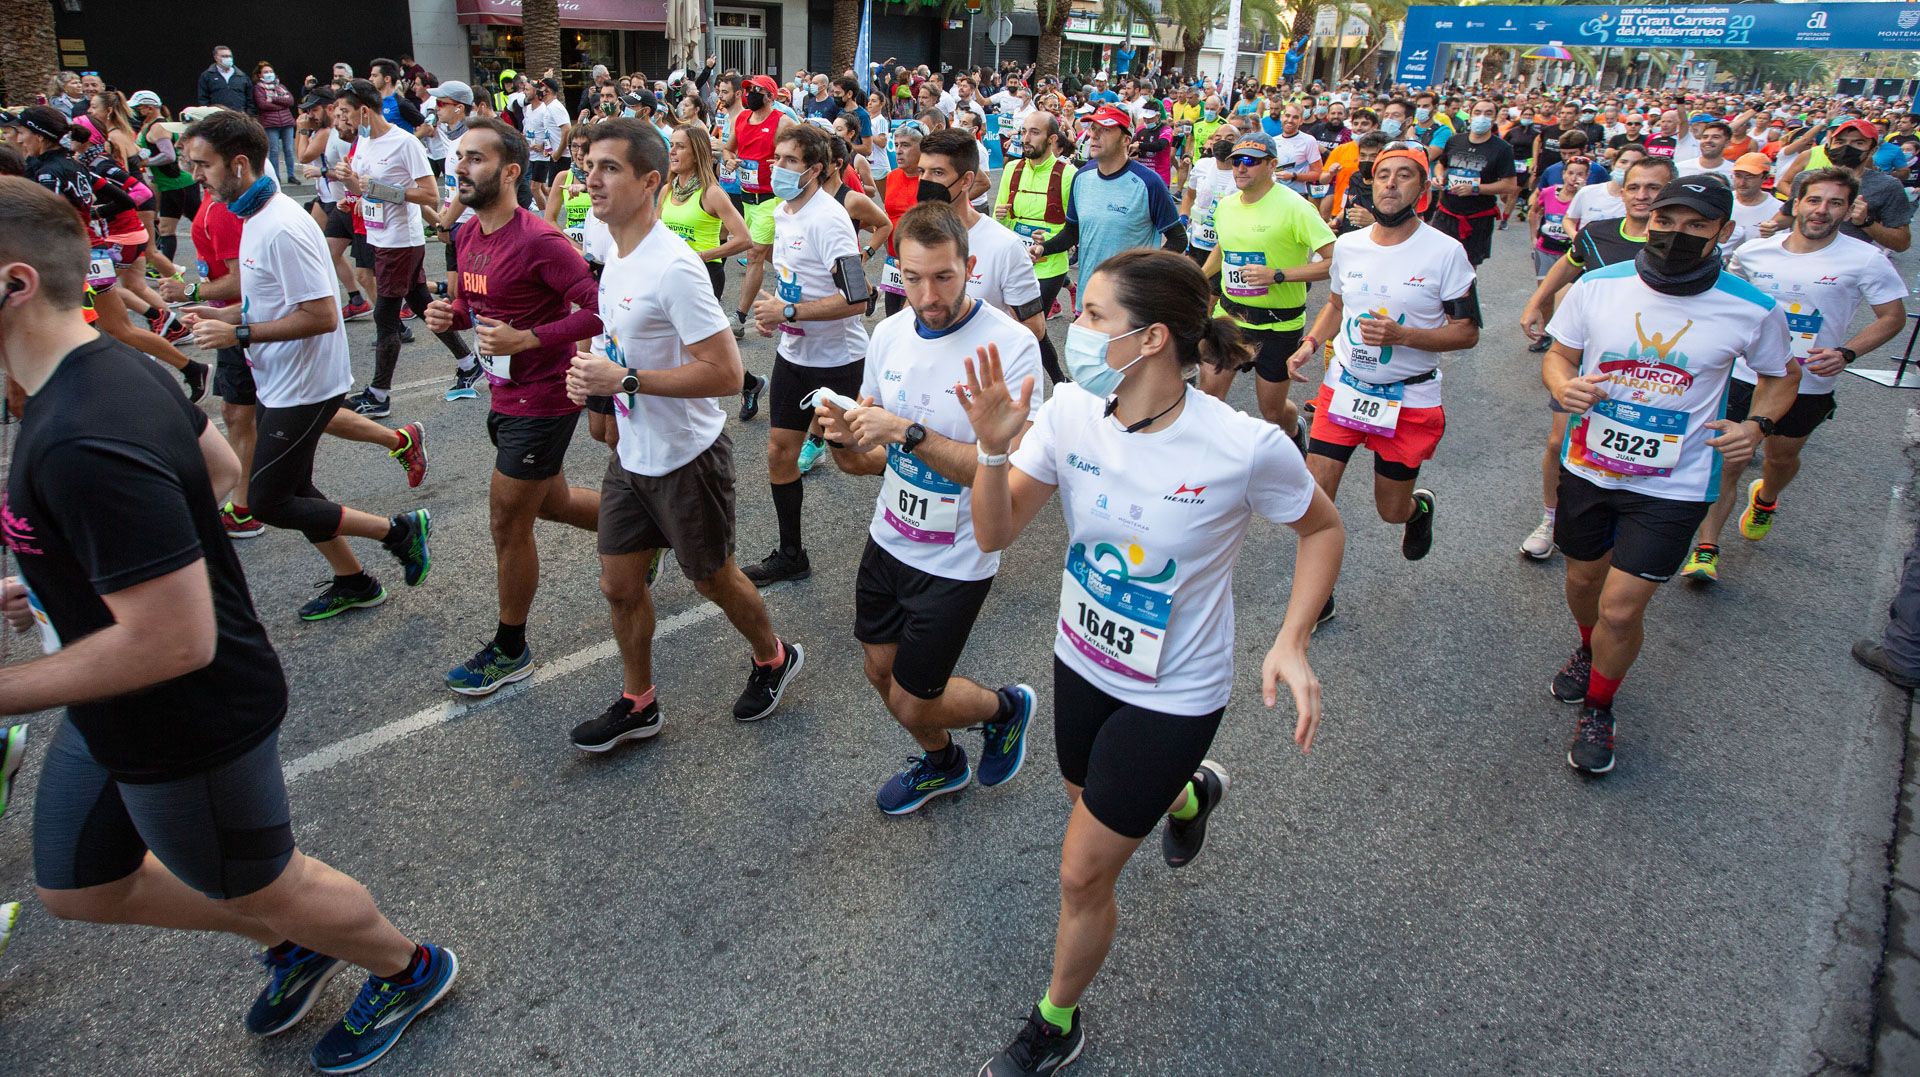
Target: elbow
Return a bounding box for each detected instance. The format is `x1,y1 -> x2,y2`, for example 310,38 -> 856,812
164,626 -> 218,678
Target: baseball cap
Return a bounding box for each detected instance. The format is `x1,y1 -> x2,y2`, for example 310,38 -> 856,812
1689,112 -> 1714,124
746,74 -> 779,95
1833,118 -> 1881,144
127,90 -> 162,110
298,87 -> 337,111
1087,105 -> 1132,128
1650,176 -> 1733,221
623,89 -> 659,112
539,76 -> 561,94
1092,71 -> 1109,81
429,81 -> 474,106
1732,152 -> 1771,175
1230,131 -> 1278,158
0,105 -> 71,142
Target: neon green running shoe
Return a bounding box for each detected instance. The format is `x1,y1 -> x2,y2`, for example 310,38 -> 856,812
1739,478 -> 1775,541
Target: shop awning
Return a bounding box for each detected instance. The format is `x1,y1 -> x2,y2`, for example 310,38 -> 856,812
456,0 -> 667,32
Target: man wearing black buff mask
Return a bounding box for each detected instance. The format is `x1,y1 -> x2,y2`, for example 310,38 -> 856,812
1539,175 -> 1798,776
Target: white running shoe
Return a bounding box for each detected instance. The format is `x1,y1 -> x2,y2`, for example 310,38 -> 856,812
1521,515 -> 1557,560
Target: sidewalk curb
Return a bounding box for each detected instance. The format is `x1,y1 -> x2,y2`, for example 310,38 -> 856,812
1870,693 -> 1920,1076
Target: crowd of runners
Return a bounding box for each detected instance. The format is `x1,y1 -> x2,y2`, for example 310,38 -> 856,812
0,47 -> 1915,1074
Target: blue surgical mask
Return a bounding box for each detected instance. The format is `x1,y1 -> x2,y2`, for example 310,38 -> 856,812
770,163 -> 809,201
1381,118 -> 1403,137
1414,107 -> 1431,123
358,124 -> 372,139
1610,166 -> 1626,184
1064,323 -> 1148,398
1202,108 -> 1217,121
1469,116 -> 1492,135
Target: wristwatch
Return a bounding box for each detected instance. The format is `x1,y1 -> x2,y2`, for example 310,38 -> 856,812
900,422 -> 927,455
1838,346 -> 1858,365
234,323 -> 252,347
1749,414 -> 1777,437
620,368 -> 640,395
782,302 -> 798,322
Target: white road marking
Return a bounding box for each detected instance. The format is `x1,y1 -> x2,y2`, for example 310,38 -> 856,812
281,601 -> 727,783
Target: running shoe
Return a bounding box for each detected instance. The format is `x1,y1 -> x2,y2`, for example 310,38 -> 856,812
1313,594 -> 1336,633
309,944 -> 458,1075
1402,489 -> 1436,561
1680,544 -> 1720,583
444,642 -> 533,697
382,510 -> 432,586
976,684 -> 1036,788
299,577 -> 388,621
570,695 -> 662,752
347,389 -> 391,419
1527,335 -> 1553,354
740,374 -> 767,422
389,422 -> 428,488
1291,415 -> 1310,459
342,297 -> 372,321
743,547 -> 811,587
731,319 -> 747,340
733,638 -> 804,721
797,436 -> 826,475
1852,638 -> 1920,690
145,305 -> 169,333
1739,478 -> 1775,541
876,747 -> 972,815
398,324 -> 415,345
1551,645 -> 1592,704
162,316 -> 192,346
979,1005 -> 1085,1077
646,548 -> 671,587
183,359 -> 210,403
1162,759 -> 1229,869
0,902 -> 17,962
246,945 -> 347,1036
222,502 -> 266,539
445,364 -> 482,402
1567,705 -> 1616,775
1520,515 -> 1556,560
0,724 -> 25,819
399,304 -> 416,321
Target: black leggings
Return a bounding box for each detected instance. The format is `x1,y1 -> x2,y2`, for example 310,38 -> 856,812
250,398 -> 347,543
884,290 -> 905,317
372,284 -> 469,391
1053,656 -> 1225,840
1036,275 -> 1067,384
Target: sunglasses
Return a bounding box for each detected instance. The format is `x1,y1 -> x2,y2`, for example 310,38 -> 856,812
1229,154 -> 1269,167
1564,157 -> 1593,170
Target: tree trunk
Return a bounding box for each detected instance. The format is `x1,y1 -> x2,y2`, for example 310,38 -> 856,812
1037,2 -> 1069,79
1,0 -> 59,107
832,0 -> 859,76
522,0 -> 562,82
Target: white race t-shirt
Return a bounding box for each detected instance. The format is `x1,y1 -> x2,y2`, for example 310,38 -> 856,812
350,125 -> 431,249
1273,131 -> 1323,195
1009,384 -> 1317,715
1675,156 -> 1735,181
1567,182 -> 1625,227
1184,158 -> 1238,251
237,193 -> 353,408
597,220 -> 734,477
524,100 -> 570,162
772,190 -> 868,369
1730,232 -> 1908,394
438,128 -> 476,228
1546,262 -> 1791,502
860,300 -> 1045,581
1326,223 -> 1477,409
308,128 -> 341,203
1726,194 -> 1778,253
965,213 -> 1042,320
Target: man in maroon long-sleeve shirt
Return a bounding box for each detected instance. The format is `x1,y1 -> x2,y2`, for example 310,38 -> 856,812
425,118 -> 605,695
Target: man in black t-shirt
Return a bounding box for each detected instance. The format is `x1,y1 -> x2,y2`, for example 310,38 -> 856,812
1432,99 -> 1518,265
1533,102 -> 1580,177
0,177 -> 458,1074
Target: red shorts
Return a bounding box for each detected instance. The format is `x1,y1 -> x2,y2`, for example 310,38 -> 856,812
1308,382 -> 1447,469
108,241 -> 145,268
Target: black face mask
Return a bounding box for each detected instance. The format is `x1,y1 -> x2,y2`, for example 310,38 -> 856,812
1638,227 -> 1723,295
1356,160 -> 1375,184
745,90 -> 766,110
917,177 -> 958,205
1828,143 -> 1867,168
1212,141 -> 1234,164
1372,195 -> 1419,227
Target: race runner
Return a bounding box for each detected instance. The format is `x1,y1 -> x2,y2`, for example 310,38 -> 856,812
962,248 -> 1341,1076
564,118 -> 804,749
1027,105 -> 1188,300
995,111 -> 1074,381
1541,176 -> 1796,775
813,202 -> 1043,814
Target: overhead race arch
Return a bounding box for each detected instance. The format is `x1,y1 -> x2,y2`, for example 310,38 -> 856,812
1395,3 -> 1920,88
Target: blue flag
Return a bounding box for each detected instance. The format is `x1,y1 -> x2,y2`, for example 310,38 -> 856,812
854,0 -> 873,93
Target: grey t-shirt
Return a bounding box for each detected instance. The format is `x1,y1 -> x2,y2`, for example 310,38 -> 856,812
1843,169 -> 1913,245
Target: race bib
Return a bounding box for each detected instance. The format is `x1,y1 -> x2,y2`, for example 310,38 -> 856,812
1190,207 -> 1218,249
87,248 -> 116,288
442,172 -> 458,207
1783,303 -> 1823,362
195,259 -> 210,279
1446,166 -> 1481,192
738,159 -> 761,189
1579,399 -> 1687,477
880,447 -> 961,544
1058,545 -> 1170,683
1307,182 -> 1331,199
877,256 -> 904,296
1541,213 -> 1568,241
14,577 -> 59,655
1328,368 -> 1404,437
361,197 -> 387,228
478,351 -> 511,381
1222,251 -> 1267,297
565,225 -> 585,245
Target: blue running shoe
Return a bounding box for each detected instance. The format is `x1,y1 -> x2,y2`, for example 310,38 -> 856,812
444,642 -> 534,697
796,435 -> 826,475
876,747 -> 971,816
0,724 -> 25,819
381,510 -> 432,587
311,944 -> 458,1074
247,945 -> 347,1036
976,684 -> 1035,788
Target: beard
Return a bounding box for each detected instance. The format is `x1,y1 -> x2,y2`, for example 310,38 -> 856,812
459,169 -> 501,209
1799,214 -> 1840,241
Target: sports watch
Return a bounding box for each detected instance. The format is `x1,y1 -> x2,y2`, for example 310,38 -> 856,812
900,422 -> 927,455
1837,346 -> 1858,365
234,323 -> 252,347
1749,415 -> 1777,437
783,302 -> 798,322
620,368 -> 640,395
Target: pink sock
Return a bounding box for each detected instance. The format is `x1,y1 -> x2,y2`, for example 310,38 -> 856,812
622,687 -> 656,709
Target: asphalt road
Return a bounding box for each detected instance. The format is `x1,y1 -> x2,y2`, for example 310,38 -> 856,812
0,196 -> 1913,1076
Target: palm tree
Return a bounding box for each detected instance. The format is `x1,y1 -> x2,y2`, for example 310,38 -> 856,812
1,0 -> 59,105
960,0 -> 1159,79
522,0 -> 562,83
1162,0 -> 1284,72
832,0 -> 860,75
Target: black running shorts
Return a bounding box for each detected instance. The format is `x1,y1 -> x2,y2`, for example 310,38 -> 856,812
854,539 -> 994,699
213,345 -> 255,406
768,355 -> 865,433
487,410 -> 581,481
1725,379 -> 1834,440
1052,657 -> 1225,840
34,719 -> 294,899
1240,325 -> 1303,383
1553,467 -> 1709,582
